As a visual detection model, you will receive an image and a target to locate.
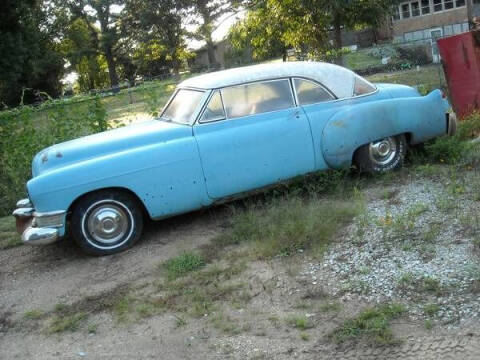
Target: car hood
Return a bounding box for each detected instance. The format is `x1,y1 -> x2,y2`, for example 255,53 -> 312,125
32,120 -> 191,177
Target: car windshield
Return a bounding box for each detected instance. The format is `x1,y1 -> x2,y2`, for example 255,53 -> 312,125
160,89 -> 204,125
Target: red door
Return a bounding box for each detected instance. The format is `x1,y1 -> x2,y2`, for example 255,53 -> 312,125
438,31 -> 480,118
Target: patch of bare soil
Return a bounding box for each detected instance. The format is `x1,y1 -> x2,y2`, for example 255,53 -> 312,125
2,170 -> 480,359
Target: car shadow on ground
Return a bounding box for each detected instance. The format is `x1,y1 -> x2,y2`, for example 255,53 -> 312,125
19,204 -> 229,264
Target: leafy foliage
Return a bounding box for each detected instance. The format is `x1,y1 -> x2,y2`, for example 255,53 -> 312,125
0,0 -> 64,106
227,0 -> 401,63
0,97 -> 109,216
420,112 -> 480,164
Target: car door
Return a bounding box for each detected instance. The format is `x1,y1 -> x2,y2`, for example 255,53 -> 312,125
193,78 -> 315,200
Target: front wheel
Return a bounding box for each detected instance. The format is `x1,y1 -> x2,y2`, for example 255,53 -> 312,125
354,135 -> 407,173
71,190 -> 144,256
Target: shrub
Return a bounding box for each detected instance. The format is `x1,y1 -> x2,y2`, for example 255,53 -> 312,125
214,196 -> 362,259
396,44 -> 431,65
0,97 -> 108,216
414,111 -> 480,164
162,252 -> 205,280
330,304 -> 405,345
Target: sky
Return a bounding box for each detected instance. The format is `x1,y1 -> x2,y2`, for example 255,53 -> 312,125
187,10 -> 246,50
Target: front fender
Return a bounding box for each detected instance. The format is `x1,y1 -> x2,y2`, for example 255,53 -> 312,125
321,90 -> 448,169
27,137 -> 211,221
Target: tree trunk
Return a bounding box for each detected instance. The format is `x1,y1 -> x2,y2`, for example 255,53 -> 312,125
333,16 -> 343,66
105,46 -> 119,89
206,39 -> 217,66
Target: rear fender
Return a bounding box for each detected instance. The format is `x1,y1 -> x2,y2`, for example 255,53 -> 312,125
321,90 -> 448,169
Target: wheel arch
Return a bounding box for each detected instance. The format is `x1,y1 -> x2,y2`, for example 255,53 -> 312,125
67,187 -> 150,221
351,131 -> 412,164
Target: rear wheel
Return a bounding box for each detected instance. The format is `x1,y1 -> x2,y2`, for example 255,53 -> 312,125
71,190 -> 143,256
354,134 -> 407,173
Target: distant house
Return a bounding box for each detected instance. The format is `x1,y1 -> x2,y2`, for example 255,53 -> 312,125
391,0 -> 475,42
191,40 -> 229,69
387,1 -> 480,61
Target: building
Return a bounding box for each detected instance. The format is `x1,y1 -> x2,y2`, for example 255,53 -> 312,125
191,40 -> 229,69
391,0 -> 475,43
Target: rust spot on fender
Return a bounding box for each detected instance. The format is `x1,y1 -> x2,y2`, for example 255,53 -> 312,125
41,153 -> 48,164
331,120 -> 347,128
56,151 -> 63,158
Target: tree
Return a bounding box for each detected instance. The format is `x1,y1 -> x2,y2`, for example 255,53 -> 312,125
60,0 -> 126,88
120,0 -> 193,78
227,2 -> 290,63
0,0 -> 65,106
61,18 -> 110,91
227,0 -> 400,64
188,0 -> 247,65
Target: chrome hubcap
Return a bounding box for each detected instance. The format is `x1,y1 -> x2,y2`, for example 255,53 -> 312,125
87,204 -> 129,245
369,137 -> 397,166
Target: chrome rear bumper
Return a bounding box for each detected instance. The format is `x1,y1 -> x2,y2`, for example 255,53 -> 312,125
12,198 -> 65,246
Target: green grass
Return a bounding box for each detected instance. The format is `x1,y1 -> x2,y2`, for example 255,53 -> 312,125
397,273 -> 444,296
286,315 -> 314,330
0,216 -> 21,250
211,313 -> 242,334
330,304 -> 406,345
24,309 -> 44,320
318,301 -> 341,313
162,252 -> 206,280
423,303 -> 440,317
366,64 -> 445,90
47,312 -> 86,334
300,332 -> 310,341
156,261 -> 247,318
213,196 -> 362,259
345,50 -> 381,70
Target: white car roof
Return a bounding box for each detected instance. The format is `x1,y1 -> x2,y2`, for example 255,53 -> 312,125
179,61 -> 363,99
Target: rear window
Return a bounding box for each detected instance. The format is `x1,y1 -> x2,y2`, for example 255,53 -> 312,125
221,79 -> 294,119
353,76 -> 376,96
294,78 -> 334,105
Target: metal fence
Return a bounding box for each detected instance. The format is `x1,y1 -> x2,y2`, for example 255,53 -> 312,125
27,38 -> 452,127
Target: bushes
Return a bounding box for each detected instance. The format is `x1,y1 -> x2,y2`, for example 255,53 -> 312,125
413,111 -> 480,165
396,44 -> 431,66
0,97 -> 108,216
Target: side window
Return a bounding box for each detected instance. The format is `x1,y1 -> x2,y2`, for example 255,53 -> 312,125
294,78 -> 334,105
353,76 -> 376,96
221,79 -> 294,119
200,91 -> 225,123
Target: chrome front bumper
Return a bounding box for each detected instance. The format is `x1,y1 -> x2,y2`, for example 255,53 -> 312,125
12,199 -> 65,246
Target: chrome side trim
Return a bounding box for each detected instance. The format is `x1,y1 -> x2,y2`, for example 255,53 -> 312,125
33,210 -> 66,218
33,210 -> 66,228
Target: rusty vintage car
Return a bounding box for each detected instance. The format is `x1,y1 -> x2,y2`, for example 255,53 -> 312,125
13,62 -> 455,255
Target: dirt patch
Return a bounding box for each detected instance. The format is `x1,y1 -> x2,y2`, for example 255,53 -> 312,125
2,166 -> 480,359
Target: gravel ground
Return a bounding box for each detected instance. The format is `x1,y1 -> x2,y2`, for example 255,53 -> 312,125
306,176 -> 480,326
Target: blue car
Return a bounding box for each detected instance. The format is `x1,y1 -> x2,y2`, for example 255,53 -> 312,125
13,62 -> 455,255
